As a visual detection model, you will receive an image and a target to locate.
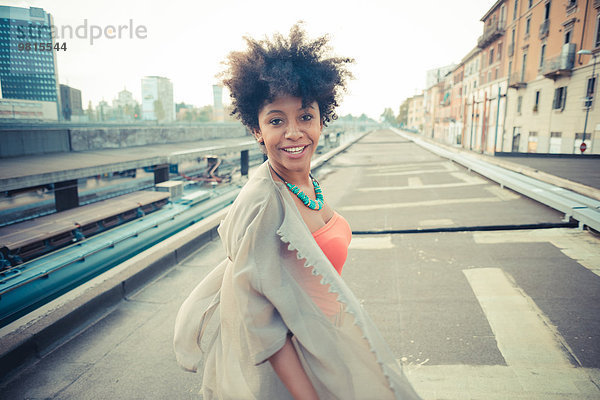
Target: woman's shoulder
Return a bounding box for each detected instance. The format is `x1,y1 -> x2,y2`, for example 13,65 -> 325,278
220,163 -> 283,237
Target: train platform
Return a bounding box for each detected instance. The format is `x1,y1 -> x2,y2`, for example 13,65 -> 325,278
0,136 -> 256,193
1,129 -> 600,399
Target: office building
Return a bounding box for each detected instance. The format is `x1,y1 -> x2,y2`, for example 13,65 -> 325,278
141,76 -> 174,122
0,5 -> 60,120
59,84 -> 83,121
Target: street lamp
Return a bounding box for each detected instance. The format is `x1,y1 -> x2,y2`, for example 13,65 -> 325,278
577,49 -> 598,153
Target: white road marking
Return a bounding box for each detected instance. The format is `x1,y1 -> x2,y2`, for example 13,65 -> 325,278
403,364 -> 600,400
484,185 -> 521,200
358,171 -> 487,192
348,235 -> 394,249
367,167 -> 458,177
463,267 -> 571,368
407,177 -> 423,187
400,267 -> 600,399
357,180 -> 486,192
418,219 -> 453,227
474,228 -> 600,277
339,197 -> 502,212
366,161 -> 451,171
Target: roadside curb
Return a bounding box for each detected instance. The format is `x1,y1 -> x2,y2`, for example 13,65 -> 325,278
0,128 -> 371,385
394,128 -> 600,201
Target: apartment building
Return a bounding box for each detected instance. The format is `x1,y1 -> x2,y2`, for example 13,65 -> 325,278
402,0 -> 599,155
406,93 -> 424,131
471,0 -> 510,153
505,0 -> 599,154
461,47 -> 482,149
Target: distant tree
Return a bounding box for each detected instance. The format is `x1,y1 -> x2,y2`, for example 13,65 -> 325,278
197,105 -> 213,122
133,103 -> 141,120
380,108 -> 396,126
397,99 -> 409,127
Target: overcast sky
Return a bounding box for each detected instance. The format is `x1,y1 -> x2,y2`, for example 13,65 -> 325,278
5,0 -> 493,119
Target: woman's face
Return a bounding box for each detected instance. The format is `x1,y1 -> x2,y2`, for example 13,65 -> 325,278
254,95 -> 322,177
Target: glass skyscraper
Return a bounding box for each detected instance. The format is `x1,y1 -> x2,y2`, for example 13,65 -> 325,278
0,6 -> 60,105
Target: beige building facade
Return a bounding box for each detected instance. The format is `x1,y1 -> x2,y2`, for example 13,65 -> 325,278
504,0 -> 599,154
401,0 -> 600,155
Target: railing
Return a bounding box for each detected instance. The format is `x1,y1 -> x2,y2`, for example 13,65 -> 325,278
509,72 -> 527,88
539,20 -> 550,39
477,21 -> 506,49
542,43 -> 576,78
392,128 -> 600,232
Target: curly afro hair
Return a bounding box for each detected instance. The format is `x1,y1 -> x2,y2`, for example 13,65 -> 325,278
221,24 -> 353,131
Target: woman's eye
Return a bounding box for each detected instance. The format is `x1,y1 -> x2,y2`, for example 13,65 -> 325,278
269,118 -> 283,126
301,114 -> 313,121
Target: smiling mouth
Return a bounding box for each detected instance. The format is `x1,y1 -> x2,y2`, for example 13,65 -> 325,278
282,145 -> 307,154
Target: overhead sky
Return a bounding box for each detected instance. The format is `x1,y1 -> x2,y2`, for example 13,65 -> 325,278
5,0 -> 493,119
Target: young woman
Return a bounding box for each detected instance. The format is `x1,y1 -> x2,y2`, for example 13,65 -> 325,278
174,25 -> 421,400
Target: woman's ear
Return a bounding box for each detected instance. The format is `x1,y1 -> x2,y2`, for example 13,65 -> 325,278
253,128 -> 264,144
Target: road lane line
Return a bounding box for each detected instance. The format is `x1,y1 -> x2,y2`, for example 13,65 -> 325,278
357,181 -> 486,192
339,197 -> 502,212
348,235 -> 394,249
367,167 -> 457,177
463,267 -> 572,368
407,177 -> 423,187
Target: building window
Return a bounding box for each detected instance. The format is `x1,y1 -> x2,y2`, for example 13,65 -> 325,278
498,42 -> 503,60
595,13 -> 600,48
544,1 -> 551,20
565,29 -> 572,44
549,132 -> 562,153
514,0 -> 519,20
540,44 -> 546,68
553,86 -> 567,110
526,17 -> 531,36
489,49 -> 495,65
512,127 -> 521,152
528,132 -> 538,153
586,77 -> 597,97
488,71 -> 492,83
528,0 -> 533,8
521,53 -> 527,81
585,77 -> 596,108
495,68 -> 499,80
534,90 -> 540,112
517,95 -> 523,113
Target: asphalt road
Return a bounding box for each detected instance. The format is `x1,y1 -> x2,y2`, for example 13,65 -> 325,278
1,129 -> 599,399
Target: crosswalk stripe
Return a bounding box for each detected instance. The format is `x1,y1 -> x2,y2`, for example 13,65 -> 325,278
338,197 -> 502,211
463,267 -> 572,367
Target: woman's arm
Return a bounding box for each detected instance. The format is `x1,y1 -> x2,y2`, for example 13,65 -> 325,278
268,336 -> 319,400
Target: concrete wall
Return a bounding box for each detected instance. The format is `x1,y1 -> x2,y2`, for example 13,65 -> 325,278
69,123 -> 247,151
0,129 -> 70,157
0,123 -> 249,157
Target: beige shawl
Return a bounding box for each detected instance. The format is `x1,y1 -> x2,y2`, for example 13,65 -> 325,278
174,161 -> 421,400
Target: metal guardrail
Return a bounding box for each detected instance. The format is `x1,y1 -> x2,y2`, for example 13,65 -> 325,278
392,128 -> 600,232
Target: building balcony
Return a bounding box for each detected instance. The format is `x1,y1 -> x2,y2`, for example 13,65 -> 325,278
595,0 -> 600,8
539,20 -> 549,39
508,42 -> 514,57
542,43 -> 576,79
477,21 -> 505,49
508,72 -> 527,89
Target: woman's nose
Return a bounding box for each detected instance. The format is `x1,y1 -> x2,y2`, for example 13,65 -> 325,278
285,121 -> 303,140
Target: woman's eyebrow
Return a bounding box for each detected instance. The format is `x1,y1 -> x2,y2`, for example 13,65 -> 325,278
265,105 -> 315,116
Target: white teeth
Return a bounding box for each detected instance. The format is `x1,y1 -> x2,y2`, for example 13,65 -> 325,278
283,146 -> 305,154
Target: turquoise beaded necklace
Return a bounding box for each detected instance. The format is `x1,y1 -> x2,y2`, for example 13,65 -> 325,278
269,163 -> 324,211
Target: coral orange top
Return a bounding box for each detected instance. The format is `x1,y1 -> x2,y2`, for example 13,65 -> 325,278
312,212 -> 352,275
